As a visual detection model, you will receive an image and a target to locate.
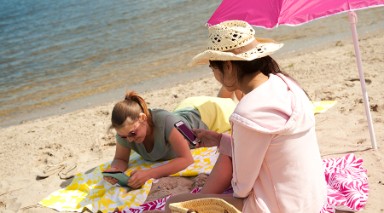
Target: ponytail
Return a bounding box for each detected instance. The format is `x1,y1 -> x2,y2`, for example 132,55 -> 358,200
110,91 -> 154,129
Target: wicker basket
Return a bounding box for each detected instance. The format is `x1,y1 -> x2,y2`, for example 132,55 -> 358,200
169,197 -> 241,213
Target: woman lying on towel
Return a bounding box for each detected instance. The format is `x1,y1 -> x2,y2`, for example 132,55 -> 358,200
103,91 -> 236,189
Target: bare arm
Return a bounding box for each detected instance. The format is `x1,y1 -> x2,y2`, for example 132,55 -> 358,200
128,128 -> 194,188
152,127 -> 194,177
103,141 -> 131,185
193,128 -> 222,148
110,142 -> 131,171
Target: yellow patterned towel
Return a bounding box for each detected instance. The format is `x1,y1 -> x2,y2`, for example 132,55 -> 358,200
39,147 -> 219,212
39,101 -> 335,212
312,101 -> 337,114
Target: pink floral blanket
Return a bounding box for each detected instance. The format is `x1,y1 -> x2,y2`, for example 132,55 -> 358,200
120,153 -> 368,213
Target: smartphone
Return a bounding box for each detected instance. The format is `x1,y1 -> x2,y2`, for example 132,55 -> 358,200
102,171 -> 130,187
174,120 -> 200,146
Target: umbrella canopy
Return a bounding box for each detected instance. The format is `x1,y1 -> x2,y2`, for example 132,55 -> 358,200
207,0 -> 384,149
208,0 -> 384,28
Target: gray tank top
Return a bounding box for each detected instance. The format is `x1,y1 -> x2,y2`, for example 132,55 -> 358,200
116,108 -> 208,161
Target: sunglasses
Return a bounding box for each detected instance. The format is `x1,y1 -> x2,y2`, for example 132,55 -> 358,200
119,131 -> 136,139
118,121 -> 140,139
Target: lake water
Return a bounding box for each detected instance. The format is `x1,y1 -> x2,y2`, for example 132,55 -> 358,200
0,0 -> 383,127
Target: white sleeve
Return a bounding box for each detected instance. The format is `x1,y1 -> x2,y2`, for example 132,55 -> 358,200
231,123 -> 272,198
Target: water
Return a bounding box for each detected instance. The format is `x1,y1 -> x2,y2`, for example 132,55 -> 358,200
1,0 -> 383,127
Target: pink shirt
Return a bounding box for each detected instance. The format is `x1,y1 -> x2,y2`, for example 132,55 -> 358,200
219,74 -> 327,213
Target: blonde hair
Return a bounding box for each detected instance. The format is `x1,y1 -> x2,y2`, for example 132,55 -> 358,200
110,91 -> 153,129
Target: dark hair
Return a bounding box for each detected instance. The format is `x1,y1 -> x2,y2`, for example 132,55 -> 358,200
209,56 -> 310,99
110,91 -> 154,129
209,56 -> 290,81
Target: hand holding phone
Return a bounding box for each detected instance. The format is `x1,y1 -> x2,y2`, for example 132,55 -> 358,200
102,171 -> 130,187
174,120 -> 200,146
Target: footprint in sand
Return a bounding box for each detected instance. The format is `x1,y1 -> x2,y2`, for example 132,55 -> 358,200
0,182 -> 22,213
3,198 -> 22,213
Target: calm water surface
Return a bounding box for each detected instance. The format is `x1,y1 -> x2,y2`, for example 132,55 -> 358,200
0,1 -> 383,127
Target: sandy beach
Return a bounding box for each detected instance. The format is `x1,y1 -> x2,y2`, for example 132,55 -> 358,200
0,27 -> 383,213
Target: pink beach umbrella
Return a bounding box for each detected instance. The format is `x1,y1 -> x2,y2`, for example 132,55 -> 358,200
208,0 -> 384,149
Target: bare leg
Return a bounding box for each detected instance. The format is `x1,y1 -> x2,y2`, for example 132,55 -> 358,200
164,193 -> 243,213
200,154 -> 232,194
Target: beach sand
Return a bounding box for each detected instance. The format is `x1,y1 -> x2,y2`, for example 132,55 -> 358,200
0,29 -> 383,212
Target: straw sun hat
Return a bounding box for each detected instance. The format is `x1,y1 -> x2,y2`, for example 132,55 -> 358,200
169,197 -> 241,213
190,20 -> 283,66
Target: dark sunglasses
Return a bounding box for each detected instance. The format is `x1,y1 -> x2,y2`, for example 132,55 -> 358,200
119,131 -> 136,139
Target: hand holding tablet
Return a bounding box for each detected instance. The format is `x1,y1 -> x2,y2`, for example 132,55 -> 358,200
102,171 -> 130,187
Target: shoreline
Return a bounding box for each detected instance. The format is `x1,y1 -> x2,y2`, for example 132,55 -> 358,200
1,6 -> 383,129
2,24 -> 382,129
0,68 -> 211,128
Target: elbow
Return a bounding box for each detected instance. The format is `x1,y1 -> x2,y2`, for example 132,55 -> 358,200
176,154 -> 194,170
233,189 -> 250,199
186,156 -> 194,166
232,181 -> 251,198
183,155 -> 194,168
233,190 -> 249,198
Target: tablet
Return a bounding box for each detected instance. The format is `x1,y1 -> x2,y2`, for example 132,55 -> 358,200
102,171 -> 130,187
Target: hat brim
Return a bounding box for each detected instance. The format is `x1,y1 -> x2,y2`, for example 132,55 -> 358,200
189,40 -> 284,66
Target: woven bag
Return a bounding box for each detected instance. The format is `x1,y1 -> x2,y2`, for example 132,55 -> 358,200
169,197 -> 241,213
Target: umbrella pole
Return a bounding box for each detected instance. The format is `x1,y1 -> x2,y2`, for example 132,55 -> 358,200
348,11 -> 377,150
